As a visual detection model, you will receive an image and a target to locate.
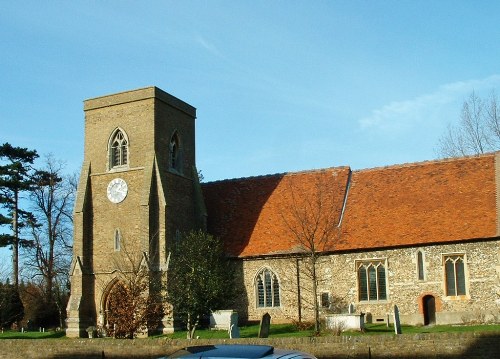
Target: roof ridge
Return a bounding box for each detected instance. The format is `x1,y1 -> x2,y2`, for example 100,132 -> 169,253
203,152 -> 499,185
204,166 -> 351,185
353,152 -> 497,173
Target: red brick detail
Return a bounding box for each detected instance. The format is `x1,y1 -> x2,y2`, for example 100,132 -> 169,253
418,292 -> 442,314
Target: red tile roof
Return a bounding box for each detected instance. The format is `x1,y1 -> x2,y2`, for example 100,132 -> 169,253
202,154 -> 498,258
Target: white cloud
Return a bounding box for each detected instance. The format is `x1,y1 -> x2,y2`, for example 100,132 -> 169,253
359,74 -> 500,133
195,35 -> 223,58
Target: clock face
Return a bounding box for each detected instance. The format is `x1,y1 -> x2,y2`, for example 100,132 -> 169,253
107,178 -> 128,203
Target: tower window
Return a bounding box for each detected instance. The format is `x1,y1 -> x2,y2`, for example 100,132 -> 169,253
109,129 -> 128,169
169,132 -> 182,173
114,229 -> 121,251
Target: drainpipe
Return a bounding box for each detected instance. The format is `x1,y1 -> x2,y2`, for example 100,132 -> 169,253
296,257 -> 302,322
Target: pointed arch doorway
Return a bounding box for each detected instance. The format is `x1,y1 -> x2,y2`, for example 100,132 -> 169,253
423,295 -> 436,325
101,279 -> 125,336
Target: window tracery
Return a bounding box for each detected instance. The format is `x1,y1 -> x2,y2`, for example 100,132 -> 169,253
109,129 -> 128,169
255,268 -> 280,308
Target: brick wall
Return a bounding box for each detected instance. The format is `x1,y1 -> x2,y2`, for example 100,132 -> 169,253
1,332 -> 499,359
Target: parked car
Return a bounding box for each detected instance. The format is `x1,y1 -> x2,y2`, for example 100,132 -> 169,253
161,344 -> 317,359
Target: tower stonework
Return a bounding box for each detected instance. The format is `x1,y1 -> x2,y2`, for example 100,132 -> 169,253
66,87 -> 204,337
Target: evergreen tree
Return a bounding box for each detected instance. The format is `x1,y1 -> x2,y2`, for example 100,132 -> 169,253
0,281 -> 24,328
0,143 -> 38,288
167,230 -> 234,339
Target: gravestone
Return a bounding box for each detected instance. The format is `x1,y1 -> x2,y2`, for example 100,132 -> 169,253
210,310 -> 237,330
258,313 -> 271,338
229,324 -> 240,339
229,311 -> 240,338
393,305 -> 402,334
348,303 -> 355,314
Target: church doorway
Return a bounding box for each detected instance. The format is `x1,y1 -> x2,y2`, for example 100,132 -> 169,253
102,280 -> 125,336
423,295 -> 436,325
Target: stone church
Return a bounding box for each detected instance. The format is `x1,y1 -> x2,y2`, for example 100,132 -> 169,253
66,86 -> 500,337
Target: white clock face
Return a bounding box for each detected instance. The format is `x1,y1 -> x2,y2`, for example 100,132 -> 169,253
107,178 -> 128,203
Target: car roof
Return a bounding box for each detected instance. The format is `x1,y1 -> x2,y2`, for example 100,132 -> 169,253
166,344 -> 315,359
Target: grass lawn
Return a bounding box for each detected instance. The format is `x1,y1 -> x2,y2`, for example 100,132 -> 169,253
158,323 -> 314,339
159,322 -> 500,339
348,323 -> 500,336
0,330 -> 66,339
1,323 -> 499,340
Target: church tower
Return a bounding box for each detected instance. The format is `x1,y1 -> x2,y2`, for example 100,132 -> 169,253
66,87 -> 205,337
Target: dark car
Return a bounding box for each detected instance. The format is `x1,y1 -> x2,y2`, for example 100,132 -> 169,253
161,344 -> 317,359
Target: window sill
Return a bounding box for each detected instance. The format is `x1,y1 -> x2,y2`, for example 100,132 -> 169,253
256,306 -> 282,310
357,300 -> 390,304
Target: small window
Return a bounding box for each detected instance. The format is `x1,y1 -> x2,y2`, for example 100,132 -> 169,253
417,250 -> 425,281
109,129 -> 129,169
114,229 -> 121,251
444,254 -> 466,296
256,268 -> 280,308
169,132 -> 182,173
357,260 -> 387,302
321,292 -> 330,308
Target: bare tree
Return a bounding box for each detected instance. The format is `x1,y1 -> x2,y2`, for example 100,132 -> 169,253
280,169 -> 344,334
26,156 -> 74,292
437,91 -> 500,157
0,261 -> 9,283
100,245 -> 165,339
21,155 -> 75,327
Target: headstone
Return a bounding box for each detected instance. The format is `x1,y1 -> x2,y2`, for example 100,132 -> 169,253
229,324 -> 240,339
393,305 -> 402,334
348,303 -> 355,314
229,311 -> 240,338
258,313 -> 271,338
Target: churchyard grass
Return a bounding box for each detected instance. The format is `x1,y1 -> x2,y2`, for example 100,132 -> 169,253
160,323 -> 313,339
346,323 -> 500,336
0,330 -> 66,339
1,323 -> 498,339
159,323 -> 500,339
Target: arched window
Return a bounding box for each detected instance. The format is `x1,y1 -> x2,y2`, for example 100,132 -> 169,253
357,260 -> 387,302
114,229 -> 121,251
444,254 -> 466,296
417,250 -> 425,280
255,268 -> 280,308
109,129 -> 128,169
169,132 -> 182,173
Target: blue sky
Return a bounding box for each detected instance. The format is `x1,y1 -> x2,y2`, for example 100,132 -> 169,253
1,1 -> 500,271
